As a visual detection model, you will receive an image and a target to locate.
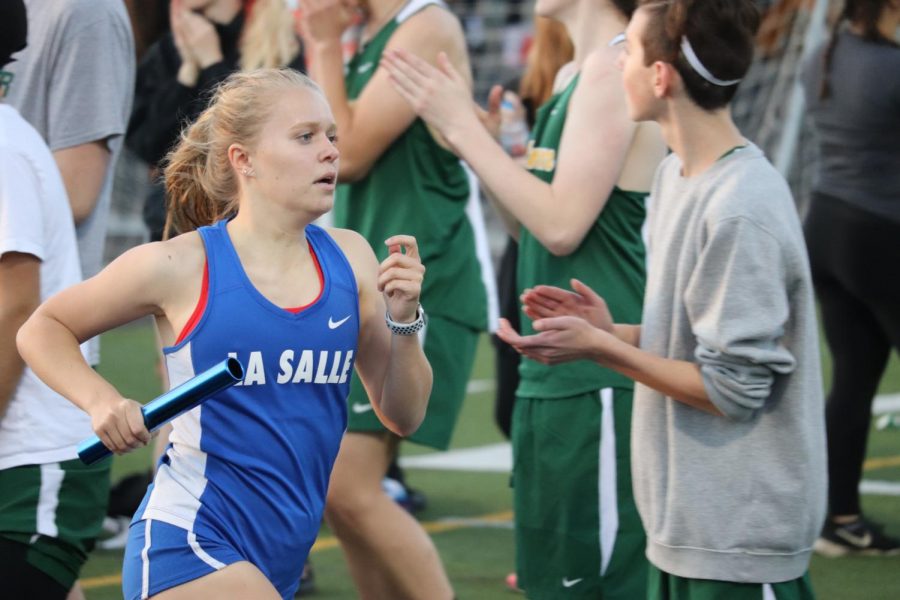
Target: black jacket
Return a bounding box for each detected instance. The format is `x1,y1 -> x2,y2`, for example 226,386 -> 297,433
126,12 -> 306,167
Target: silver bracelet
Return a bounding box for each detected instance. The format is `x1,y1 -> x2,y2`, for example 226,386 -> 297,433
385,304 -> 427,336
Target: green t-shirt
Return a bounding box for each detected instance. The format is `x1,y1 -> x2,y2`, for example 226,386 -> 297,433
517,75 -> 647,397
333,0 -> 488,329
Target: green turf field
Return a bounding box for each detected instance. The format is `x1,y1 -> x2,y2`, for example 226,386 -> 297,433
78,319 -> 900,599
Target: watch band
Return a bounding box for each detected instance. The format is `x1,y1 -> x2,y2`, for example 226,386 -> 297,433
385,304 -> 427,336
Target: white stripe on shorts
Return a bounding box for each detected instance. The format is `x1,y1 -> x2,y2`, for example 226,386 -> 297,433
598,388 -> 619,575
461,160 -> 499,332
188,531 -> 226,570
763,583 -> 777,600
141,519 -> 152,600
36,463 -> 64,538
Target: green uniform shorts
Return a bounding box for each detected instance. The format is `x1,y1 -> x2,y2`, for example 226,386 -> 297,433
648,564 -> 816,600
512,388 -> 646,599
0,457 -> 111,589
345,314 -> 480,450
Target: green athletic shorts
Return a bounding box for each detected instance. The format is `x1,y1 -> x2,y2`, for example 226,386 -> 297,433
345,314 -> 480,450
648,564 -> 816,600
512,388 -> 646,599
0,457 -> 111,589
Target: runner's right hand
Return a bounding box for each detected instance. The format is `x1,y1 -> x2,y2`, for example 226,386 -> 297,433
89,397 -> 151,454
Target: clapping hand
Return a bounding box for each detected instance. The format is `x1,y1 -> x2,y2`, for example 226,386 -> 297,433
496,279 -> 619,366
381,49 -> 481,151
171,0 -> 223,85
496,315 -> 619,366
476,84 -> 504,141
521,278 -> 614,332
297,0 -> 356,46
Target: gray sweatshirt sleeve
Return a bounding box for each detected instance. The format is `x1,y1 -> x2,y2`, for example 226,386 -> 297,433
683,217 -> 797,421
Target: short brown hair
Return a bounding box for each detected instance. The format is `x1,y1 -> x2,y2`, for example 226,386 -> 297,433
638,0 -> 760,110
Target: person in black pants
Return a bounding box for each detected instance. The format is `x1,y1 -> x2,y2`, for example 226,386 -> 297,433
492,239 -> 521,439
802,0 -> 900,556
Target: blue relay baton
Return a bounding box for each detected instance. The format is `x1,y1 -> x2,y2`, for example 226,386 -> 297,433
77,357 -> 244,465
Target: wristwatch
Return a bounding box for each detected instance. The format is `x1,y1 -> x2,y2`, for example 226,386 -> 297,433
385,304 -> 427,336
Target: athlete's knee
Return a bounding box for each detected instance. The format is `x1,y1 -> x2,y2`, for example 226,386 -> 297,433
325,478 -> 381,532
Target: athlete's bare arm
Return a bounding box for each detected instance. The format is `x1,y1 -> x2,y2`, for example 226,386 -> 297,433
301,1 -> 470,181
500,279 -> 720,416
497,315 -> 721,416
328,228 -> 432,436
384,45 -> 666,256
16,235 -> 205,453
53,141 -> 111,224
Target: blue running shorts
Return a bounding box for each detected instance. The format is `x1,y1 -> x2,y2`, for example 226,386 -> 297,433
122,519 -> 244,600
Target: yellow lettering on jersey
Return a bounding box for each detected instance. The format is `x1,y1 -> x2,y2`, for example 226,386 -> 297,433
525,140 -> 556,172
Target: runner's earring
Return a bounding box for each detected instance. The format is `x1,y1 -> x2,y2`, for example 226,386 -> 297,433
242,167 -> 255,177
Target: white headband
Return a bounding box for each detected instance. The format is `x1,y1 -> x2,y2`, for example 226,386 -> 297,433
680,36 -> 742,87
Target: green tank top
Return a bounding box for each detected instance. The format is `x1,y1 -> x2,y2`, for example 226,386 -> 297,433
517,75 -> 647,397
334,0 -> 488,329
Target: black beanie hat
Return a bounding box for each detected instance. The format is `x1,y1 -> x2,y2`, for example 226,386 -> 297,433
0,0 -> 28,70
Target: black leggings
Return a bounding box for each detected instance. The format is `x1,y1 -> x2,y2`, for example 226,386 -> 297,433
804,192 -> 900,517
492,238 -> 521,440
0,537 -> 69,599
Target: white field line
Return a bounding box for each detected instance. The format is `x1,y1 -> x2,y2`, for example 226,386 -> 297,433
873,393 -> 900,415
465,379 -> 495,394
859,480 -> 900,496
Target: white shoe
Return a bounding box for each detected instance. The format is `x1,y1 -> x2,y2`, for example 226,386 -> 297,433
98,515 -> 131,550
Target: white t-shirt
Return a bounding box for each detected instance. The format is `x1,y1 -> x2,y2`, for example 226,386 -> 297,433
0,104 -> 92,469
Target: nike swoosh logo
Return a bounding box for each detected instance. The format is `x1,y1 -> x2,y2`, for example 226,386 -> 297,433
328,315 -> 351,329
561,578 -> 583,588
835,528 -> 872,548
351,402 -> 374,414
357,62 -> 374,74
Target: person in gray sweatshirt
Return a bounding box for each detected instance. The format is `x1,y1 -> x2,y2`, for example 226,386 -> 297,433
497,1 -> 827,598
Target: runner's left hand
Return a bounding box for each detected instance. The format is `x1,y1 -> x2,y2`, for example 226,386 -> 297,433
378,235 -> 425,324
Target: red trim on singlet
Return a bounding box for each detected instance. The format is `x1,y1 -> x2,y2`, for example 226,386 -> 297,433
174,242 -> 324,344
175,262 -> 210,345
285,242 -> 324,313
